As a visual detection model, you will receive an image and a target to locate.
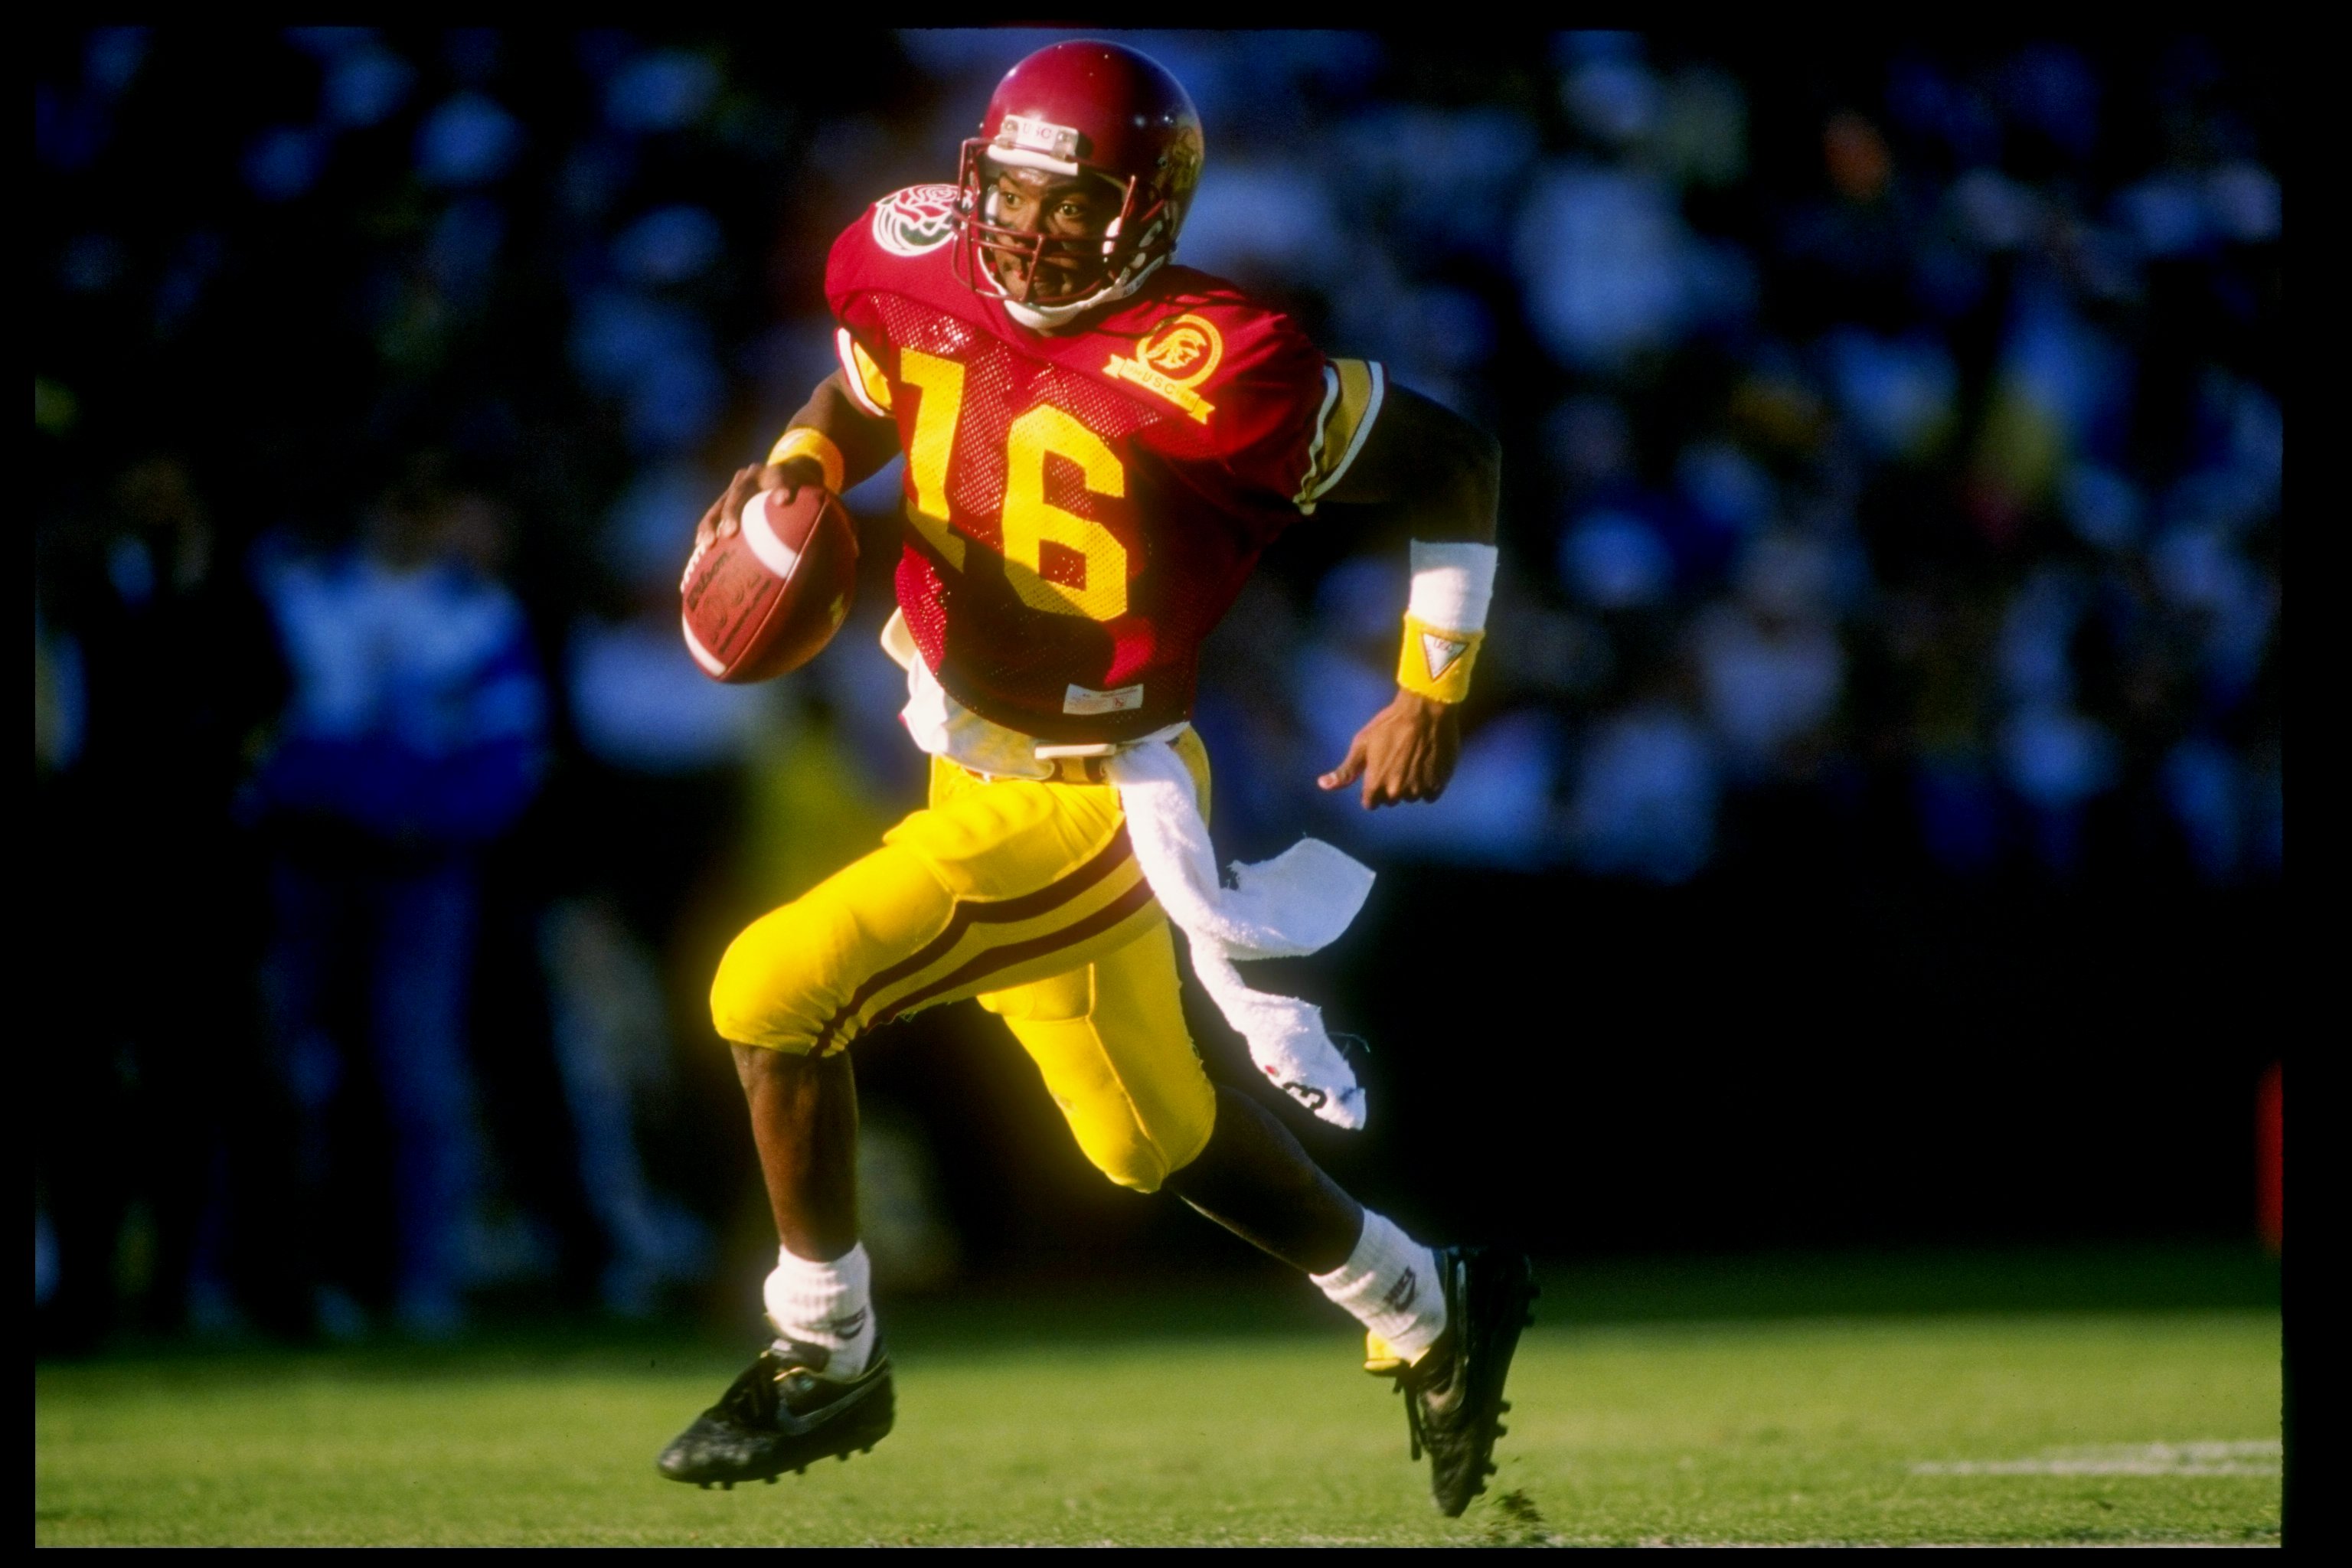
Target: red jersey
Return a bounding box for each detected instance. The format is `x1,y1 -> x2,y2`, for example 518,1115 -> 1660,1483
825,184 -> 1387,744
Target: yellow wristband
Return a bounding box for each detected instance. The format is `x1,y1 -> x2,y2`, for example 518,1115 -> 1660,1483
1397,614 -> 1483,704
766,426 -> 846,495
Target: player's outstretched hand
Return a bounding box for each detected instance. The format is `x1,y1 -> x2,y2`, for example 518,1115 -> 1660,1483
1318,689 -> 1461,809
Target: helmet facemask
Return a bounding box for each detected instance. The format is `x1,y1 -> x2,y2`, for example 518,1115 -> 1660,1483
953,137 -> 1181,330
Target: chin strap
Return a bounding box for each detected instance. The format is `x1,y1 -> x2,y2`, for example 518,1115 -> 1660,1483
998,251 -> 1170,332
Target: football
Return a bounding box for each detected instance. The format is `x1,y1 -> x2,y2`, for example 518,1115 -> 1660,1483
679,485 -> 858,684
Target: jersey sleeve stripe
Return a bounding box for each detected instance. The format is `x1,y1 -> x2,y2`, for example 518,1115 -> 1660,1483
1293,359 -> 1385,514
1292,366 -> 1343,511
835,327 -> 894,417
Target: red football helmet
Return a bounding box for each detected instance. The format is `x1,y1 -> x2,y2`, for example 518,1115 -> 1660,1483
954,39 -> 1204,327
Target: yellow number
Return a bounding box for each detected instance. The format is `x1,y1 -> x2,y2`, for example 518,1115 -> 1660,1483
1002,405 -> 1129,621
892,351 -> 1129,622
897,348 -> 967,569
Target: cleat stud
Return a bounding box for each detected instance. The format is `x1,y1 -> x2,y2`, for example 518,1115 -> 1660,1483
1498,1400 -> 1511,1413
699,1482 -> 712,1491
721,1481 -> 734,1491
1494,1425 -> 1508,1437
763,1475 -> 777,1485
837,1452 -> 848,1462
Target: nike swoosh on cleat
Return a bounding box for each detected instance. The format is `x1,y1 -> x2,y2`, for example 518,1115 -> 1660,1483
771,1375 -> 885,1439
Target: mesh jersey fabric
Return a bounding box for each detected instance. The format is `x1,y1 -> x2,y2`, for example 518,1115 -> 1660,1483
826,184 -> 1382,743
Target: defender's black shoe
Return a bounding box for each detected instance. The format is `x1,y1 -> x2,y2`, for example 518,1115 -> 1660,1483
657,1338 -> 894,1488
1374,1246 -> 1537,1517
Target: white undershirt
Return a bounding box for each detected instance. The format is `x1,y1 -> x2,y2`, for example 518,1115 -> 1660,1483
880,607 -> 1185,777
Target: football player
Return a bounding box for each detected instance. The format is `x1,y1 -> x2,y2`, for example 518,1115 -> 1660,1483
657,40 -> 1530,1517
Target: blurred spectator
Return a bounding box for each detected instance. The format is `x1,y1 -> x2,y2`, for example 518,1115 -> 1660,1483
250,459 -> 547,1337
534,462 -> 778,1314
1694,532 -> 1847,783
1566,697 -> 1720,885
33,456 -> 286,1352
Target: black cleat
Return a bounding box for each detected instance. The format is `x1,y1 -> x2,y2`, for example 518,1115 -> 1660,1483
1373,1246 -> 1536,1517
658,1338 -> 894,1487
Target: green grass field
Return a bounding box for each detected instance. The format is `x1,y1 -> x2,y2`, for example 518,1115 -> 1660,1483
34,1247 -> 2282,1547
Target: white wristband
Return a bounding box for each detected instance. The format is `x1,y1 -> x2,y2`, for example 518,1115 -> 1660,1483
1406,541 -> 1497,634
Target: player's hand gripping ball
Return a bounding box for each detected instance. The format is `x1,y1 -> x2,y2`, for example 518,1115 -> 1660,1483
681,485 -> 858,683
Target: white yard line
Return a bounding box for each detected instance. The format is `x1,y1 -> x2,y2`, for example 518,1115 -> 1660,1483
1910,1441 -> 2280,1478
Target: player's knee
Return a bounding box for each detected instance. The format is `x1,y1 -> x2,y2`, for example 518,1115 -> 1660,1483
1072,1093 -> 1215,1195
708,905 -> 834,1054
708,845 -> 954,1054
1081,1124 -> 1178,1193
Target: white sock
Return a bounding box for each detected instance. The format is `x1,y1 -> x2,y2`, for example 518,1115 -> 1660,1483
762,1243 -> 877,1379
1310,1210 -> 1446,1363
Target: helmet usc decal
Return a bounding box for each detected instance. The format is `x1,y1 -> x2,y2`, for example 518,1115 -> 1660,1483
872,185 -> 963,257
1104,312 -> 1223,423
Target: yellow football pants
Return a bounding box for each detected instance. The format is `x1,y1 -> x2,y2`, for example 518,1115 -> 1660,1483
710,731 -> 1217,1194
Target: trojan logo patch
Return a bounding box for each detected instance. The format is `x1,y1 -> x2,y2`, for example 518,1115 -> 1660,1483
872,184 -> 962,256
1104,312 -> 1223,423
1422,632 -> 1470,681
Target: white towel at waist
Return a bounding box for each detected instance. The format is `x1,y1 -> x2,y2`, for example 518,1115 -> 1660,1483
1101,737 -> 1374,1129
877,609 -> 1375,1127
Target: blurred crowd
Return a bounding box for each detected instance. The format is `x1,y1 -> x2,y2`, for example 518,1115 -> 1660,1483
33,30 -> 2280,1347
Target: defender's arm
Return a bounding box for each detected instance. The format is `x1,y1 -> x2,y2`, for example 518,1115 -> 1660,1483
1313,385 -> 1502,808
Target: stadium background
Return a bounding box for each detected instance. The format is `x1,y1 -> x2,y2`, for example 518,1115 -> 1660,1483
33,28 -> 2282,1351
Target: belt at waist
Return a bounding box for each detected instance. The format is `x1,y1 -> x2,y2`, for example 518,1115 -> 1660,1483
955,754 -> 1112,786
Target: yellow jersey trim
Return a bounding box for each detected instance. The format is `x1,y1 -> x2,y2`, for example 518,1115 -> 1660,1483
835,327 -> 894,417
1295,358 -> 1386,514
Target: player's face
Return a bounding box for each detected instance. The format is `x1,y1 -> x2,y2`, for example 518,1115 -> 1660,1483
987,167 -> 1116,303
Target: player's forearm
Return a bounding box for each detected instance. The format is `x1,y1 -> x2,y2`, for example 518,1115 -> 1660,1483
1319,385 -> 1502,710
767,371 -> 901,493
